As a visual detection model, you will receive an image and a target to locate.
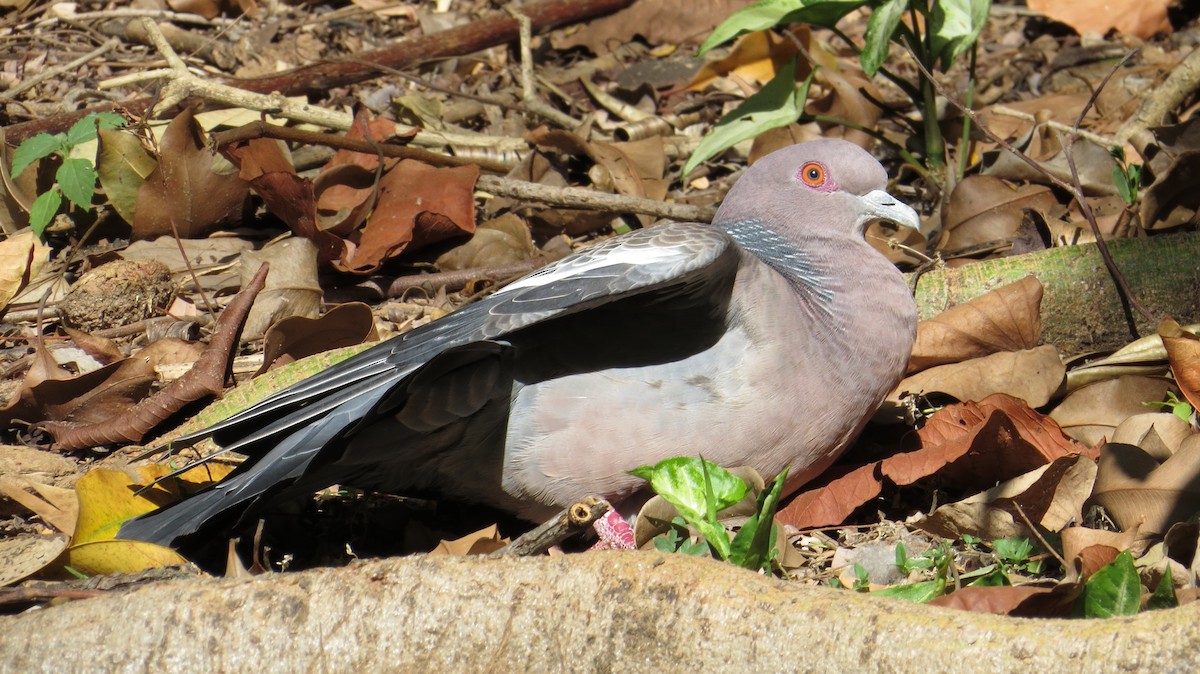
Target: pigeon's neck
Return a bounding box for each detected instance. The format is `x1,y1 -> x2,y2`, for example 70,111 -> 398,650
721,217 -> 915,346
720,218 -> 839,303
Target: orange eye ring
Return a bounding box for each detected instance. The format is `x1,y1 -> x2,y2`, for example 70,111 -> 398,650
799,161 -> 826,187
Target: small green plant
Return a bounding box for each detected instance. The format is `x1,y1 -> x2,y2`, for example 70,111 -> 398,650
1109,145 -> 1144,206
10,111 -> 125,235
852,563 -> 871,590
957,535 -> 1042,586
871,541 -> 950,602
630,457 -> 788,573
687,0 -> 991,177
1145,390 -> 1193,422
653,516 -> 713,556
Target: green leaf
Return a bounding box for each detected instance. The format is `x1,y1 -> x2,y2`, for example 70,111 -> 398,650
872,578 -> 946,603
1082,550 -> 1141,618
699,0 -> 868,55
963,566 -> 1010,587
682,60 -> 814,176
861,0 -> 907,76
927,0 -> 991,69
11,133 -> 65,178
66,114 -> 102,147
729,467 -> 788,571
29,188 -> 62,236
56,158 -> 98,210
699,458 -> 732,559
1173,401 -> 1194,421
630,457 -> 747,522
894,540 -> 911,573
993,536 -> 1035,563
95,111 -> 127,130
1147,566 -> 1177,611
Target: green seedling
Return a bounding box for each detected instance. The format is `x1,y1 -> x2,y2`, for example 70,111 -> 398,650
10,111 -> 125,235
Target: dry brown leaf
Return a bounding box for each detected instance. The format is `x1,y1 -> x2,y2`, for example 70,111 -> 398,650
339,159 -> 479,274
1110,413 -> 1192,461
1061,525 -> 1141,582
1049,375 -> 1177,446
256,302 -> 378,376
918,455 -> 1097,540
928,585 -> 1066,617
981,136 -> 1119,196
223,138 -> 348,264
882,395 -> 1089,488
0,477 -> 79,534
889,345 -> 1065,413
1159,318 -> 1200,411
1091,436 -> 1200,535
775,463 -> 881,530
436,213 -> 539,271
132,107 -> 249,239
782,395 -> 1092,530
0,345 -> 160,432
940,176 -> 1058,252
0,534 -> 69,587
908,276 -> 1044,374
1027,0 -> 1172,39
239,237 -> 322,341
62,328 -> 123,365
429,525 -> 509,556
688,29 -> 802,90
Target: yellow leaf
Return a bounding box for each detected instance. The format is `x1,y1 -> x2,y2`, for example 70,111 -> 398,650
0,231 -> 49,312
688,31 -> 801,92
67,539 -> 188,575
73,463 -> 234,545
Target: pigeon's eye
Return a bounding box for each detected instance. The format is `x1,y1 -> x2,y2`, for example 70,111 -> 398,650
799,162 -> 827,187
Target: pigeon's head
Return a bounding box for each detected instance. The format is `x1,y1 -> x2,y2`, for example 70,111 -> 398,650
714,139 -> 922,240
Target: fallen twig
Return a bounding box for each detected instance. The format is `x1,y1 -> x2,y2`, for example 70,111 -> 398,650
489,496 -> 611,557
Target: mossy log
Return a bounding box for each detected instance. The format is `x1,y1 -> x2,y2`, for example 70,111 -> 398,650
912,231 -> 1200,356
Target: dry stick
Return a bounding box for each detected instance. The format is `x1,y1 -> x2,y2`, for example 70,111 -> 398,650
1011,502 -> 1069,570
990,105 -> 1117,149
3,0 -> 636,143
209,121 -> 717,222
908,55 -> 1156,325
489,496 -> 612,557
1118,45 -> 1200,149
505,4 -> 581,130
209,122 -> 510,173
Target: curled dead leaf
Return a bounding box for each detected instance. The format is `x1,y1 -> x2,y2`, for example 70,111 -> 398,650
1159,318 -> 1200,411
1050,375 -> 1177,446
1091,437 -> 1200,536
908,276 -> 1044,374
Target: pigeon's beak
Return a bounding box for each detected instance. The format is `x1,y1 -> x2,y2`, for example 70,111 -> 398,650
859,189 -> 924,239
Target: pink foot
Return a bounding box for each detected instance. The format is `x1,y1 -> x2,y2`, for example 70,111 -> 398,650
588,510 -> 636,551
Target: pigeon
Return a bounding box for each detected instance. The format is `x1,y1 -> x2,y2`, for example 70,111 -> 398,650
118,139 -> 924,550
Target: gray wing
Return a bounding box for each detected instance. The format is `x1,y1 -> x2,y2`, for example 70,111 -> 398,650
118,223 -> 737,547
